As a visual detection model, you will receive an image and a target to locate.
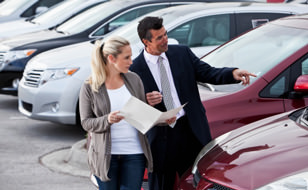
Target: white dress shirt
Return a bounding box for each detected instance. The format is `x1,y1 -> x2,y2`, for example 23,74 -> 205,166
143,50 -> 185,118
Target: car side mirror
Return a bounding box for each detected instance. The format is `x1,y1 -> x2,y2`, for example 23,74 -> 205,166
35,6 -> 48,15
294,75 -> 308,92
288,75 -> 308,99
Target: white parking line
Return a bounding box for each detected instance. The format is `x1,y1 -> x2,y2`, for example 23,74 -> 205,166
9,116 -> 28,120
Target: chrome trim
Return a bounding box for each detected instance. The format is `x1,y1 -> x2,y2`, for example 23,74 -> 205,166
23,69 -> 44,87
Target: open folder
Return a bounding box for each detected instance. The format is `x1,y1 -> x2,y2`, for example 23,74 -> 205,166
119,96 -> 186,134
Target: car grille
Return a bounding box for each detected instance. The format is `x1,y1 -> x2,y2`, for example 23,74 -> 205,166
194,170 -> 234,190
23,69 -> 44,87
0,52 -> 5,69
208,184 -> 233,190
0,53 -> 4,63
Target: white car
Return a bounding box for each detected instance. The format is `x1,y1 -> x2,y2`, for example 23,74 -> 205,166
0,0 -> 63,23
0,0 -> 107,40
18,2 -> 308,125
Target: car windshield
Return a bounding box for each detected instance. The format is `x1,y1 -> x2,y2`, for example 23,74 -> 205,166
56,1 -> 122,35
201,23 -> 308,92
31,0 -> 86,25
0,0 -> 30,16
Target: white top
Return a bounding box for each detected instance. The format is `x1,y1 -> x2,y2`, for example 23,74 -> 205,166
143,50 -> 185,118
107,85 -> 143,155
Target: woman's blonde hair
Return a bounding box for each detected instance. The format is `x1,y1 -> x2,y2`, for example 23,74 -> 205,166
89,36 -> 130,92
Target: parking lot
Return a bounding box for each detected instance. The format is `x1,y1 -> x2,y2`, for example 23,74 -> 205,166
0,94 -> 95,190
1,1 -> 308,189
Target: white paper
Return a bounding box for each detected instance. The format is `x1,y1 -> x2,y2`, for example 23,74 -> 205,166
119,96 -> 186,134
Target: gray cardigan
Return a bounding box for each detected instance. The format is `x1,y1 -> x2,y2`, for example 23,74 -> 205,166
79,72 -> 153,181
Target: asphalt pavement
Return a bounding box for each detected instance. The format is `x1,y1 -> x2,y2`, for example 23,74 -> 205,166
41,139 -> 149,190
40,139 -> 90,178
0,94 -> 94,190
0,94 -> 148,189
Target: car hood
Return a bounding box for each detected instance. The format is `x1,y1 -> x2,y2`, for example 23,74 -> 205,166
0,19 -> 45,40
0,29 -> 64,49
0,16 -> 20,23
26,41 -> 93,70
198,110 -> 308,189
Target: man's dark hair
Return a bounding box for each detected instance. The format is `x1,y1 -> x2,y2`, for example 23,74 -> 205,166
137,16 -> 163,44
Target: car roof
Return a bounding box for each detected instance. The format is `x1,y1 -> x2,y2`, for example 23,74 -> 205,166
177,2 -> 308,13
58,0 -> 209,30
143,2 -> 308,22
106,0 -> 253,3
30,0 -> 107,23
156,2 -> 308,32
111,2 -> 308,37
100,0 -> 208,6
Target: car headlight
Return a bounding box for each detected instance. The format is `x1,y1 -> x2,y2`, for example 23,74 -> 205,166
6,49 -> 37,62
256,172 -> 308,190
40,67 -> 79,85
0,49 -> 37,71
192,132 -> 230,187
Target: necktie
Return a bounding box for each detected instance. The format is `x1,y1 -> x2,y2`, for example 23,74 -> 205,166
158,56 -> 176,127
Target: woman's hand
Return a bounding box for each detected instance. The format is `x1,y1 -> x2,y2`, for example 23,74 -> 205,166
108,111 -> 124,124
165,116 -> 176,125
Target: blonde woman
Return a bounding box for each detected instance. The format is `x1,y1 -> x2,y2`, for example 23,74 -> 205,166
79,36 -> 153,190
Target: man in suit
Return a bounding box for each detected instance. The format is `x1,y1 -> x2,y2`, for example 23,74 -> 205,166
130,16 -> 256,190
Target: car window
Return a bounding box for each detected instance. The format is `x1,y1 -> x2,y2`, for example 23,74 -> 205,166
235,12 -> 291,35
92,4 -> 169,37
102,4 -> 207,48
168,14 -> 231,48
260,55 -> 308,98
302,57 -> 308,75
31,0 -> 89,25
105,7 -> 180,46
260,67 -> 290,98
38,0 -> 63,7
270,74 -> 288,98
21,0 -> 63,18
270,77 -> 286,96
56,2 -> 124,35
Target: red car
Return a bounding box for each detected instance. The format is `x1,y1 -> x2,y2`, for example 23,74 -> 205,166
177,14 -> 308,190
198,14 -> 308,139
178,106 -> 308,190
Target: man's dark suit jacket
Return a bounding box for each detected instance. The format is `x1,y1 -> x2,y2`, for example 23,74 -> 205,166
130,45 -> 238,146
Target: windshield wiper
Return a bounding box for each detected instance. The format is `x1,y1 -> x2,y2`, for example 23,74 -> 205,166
25,15 -> 37,23
297,107 -> 308,127
56,29 -> 69,35
198,82 -> 215,92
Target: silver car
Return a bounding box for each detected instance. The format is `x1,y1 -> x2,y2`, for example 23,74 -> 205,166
0,0 -> 63,23
18,2 -> 308,125
0,0 -> 107,39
